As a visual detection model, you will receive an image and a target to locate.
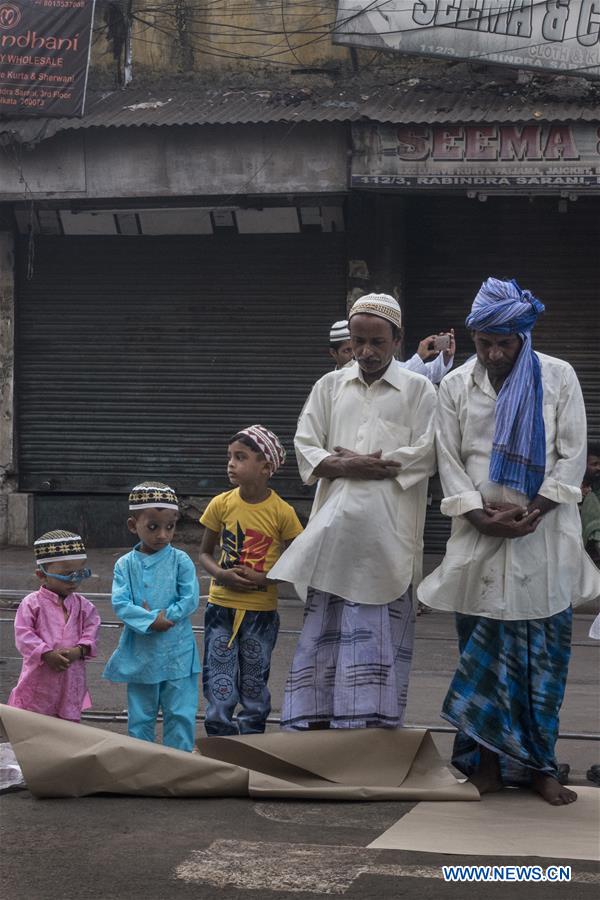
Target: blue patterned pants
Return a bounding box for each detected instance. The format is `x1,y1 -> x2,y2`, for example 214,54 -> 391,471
202,603 -> 280,736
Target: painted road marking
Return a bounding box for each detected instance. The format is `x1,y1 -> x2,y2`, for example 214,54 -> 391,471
174,840 -> 600,894
253,801 -> 409,830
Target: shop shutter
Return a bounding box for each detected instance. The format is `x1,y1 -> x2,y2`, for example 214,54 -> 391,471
403,195 -> 600,552
16,233 -> 346,497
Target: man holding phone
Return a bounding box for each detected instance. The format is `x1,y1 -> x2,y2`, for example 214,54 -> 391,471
400,329 -> 456,384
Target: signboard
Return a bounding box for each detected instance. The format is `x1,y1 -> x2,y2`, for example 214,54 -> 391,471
0,0 -> 95,117
334,1 -> 600,78
352,122 -> 600,190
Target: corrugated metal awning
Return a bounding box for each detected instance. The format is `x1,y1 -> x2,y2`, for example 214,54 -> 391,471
2,70 -> 599,145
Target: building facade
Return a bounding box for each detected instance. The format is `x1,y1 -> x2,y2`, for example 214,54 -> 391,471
1,4 -> 598,547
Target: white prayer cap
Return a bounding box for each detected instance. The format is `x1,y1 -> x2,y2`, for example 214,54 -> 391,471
349,293 -> 401,329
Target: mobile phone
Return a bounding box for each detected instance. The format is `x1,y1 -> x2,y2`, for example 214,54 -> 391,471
433,334 -> 451,352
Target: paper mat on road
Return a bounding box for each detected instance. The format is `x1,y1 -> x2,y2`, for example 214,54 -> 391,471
0,704 -> 249,798
201,727 -> 478,800
368,787 -> 600,860
0,704 -> 478,801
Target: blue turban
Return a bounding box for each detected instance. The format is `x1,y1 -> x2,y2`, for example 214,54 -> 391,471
466,277 -> 546,500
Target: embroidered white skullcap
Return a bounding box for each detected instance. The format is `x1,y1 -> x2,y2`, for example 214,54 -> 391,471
349,293 -> 402,329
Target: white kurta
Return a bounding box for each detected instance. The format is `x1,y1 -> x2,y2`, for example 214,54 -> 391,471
417,353 -> 600,620
268,360 -> 437,605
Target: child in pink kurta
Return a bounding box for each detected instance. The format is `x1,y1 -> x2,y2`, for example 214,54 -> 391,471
8,530 -> 101,722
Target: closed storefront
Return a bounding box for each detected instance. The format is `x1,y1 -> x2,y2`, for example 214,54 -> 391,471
4,94 -> 599,552
403,194 -> 600,437
16,231 -> 346,541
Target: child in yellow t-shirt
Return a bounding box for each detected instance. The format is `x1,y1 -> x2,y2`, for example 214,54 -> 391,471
199,425 -> 303,736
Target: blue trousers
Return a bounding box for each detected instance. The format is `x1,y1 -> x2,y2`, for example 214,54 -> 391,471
127,674 -> 199,752
203,603 -> 279,736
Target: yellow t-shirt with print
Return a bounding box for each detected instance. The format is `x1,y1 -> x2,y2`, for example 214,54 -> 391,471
200,488 -> 303,612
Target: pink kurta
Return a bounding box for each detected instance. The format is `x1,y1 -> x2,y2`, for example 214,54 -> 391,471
8,586 -> 101,721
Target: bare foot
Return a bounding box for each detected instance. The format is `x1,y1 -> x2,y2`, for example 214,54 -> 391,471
469,769 -> 503,795
531,771 -> 578,805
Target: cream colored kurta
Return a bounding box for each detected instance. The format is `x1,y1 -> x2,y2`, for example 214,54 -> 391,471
268,360 -> 437,605
417,353 -> 600,620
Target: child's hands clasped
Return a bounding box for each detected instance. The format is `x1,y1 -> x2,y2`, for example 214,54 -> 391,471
218,566 -> 260,592
234,565 -> 268,588
42,646 -> 86,670
144,603 -> 175,632
42,649 -> 72,672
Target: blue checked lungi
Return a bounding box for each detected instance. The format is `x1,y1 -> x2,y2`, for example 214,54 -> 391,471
442,607 -> 572,783
281,588 -> 415,730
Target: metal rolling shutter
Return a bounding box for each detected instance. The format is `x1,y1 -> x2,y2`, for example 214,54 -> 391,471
16,233 -> 346,497
403,195 -> 600,553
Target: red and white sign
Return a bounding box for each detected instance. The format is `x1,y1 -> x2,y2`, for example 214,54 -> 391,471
352,122 -> 600,190
0,0 -> 95,117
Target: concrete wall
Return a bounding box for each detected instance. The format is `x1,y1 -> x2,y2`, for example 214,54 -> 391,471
0,232 -> 15,514
0,123 -> 349,200
93,0 -> 358,78
0,231 -> 32,546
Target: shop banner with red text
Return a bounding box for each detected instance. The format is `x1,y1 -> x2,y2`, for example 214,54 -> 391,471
0,0 -> 95,117
352,122 -> 600,192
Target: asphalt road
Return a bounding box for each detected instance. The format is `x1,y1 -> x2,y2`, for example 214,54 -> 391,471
2,787 -> 599,899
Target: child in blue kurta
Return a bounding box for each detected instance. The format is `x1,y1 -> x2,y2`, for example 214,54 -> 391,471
103,481 -> 200,751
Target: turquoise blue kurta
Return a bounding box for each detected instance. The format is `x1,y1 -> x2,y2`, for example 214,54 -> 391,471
103,543 -> 200,684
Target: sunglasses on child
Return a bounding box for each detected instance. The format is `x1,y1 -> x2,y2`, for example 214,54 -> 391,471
39,565 -> 92,583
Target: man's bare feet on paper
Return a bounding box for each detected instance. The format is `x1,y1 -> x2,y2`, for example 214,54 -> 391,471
532,771 -> 578,805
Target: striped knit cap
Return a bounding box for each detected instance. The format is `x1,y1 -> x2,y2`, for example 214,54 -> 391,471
129,482 -> 179,511
329,320 -> 350,343
234,425 -> 286,474
34,530 -> 87,565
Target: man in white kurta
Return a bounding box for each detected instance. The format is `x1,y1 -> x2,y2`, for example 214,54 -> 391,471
418,277 -> 600,805
270,293 -> 436,729
418,353 -> 599,620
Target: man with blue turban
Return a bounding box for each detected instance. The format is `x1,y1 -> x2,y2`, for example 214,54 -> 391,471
418,277 -> 600,806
